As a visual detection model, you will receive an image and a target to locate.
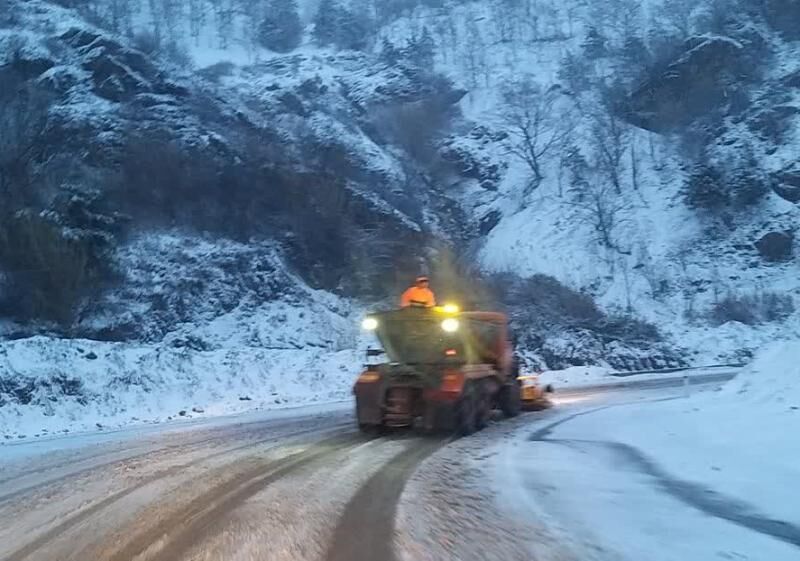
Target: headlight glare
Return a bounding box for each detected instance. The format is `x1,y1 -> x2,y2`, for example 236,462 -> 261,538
441,318 -> 460,333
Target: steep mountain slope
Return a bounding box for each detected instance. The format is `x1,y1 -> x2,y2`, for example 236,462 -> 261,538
379,0 -> 800,361
2,0 -> 798,437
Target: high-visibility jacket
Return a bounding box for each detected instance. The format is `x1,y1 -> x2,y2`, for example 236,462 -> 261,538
400,286 -> 436,308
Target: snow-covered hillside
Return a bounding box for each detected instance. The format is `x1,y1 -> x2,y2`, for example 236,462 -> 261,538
379,0 -> 800,360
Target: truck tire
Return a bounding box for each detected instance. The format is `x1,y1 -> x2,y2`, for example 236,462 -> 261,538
498,380 -> 521,418
456,382 -> 478,436
359,423 -> 384,436
475,381 -> 492,430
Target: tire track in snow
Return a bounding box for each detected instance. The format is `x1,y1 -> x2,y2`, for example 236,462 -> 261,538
0,414 -> 347,504
540,437 -> 800,549
530,405 -> 800,550
325,436 -> 447,561
1,422 -> 352,561
107,432 -> 369,561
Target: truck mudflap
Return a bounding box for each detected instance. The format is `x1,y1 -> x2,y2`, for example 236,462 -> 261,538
384,386 -> 418,427
354,372 -> 384,426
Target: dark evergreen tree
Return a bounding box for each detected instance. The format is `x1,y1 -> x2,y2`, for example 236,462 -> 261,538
728,156 -> 771,208
581,26 -> 607,59
563,144 -> 590,196
258,0 -> 303,52
684,163 -> 728,210
557,51 -> 592,92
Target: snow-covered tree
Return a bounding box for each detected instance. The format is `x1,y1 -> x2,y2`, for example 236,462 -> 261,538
313,0 -> 341,47
379,38 -> 402,65
258,0 -> 303,53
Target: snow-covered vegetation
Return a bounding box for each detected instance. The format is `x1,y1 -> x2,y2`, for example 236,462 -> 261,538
1,0 -> 799,437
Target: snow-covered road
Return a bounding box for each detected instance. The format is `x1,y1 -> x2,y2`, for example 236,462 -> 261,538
1,369 -> 795,561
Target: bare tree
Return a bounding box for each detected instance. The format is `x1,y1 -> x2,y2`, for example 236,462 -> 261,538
603,0 -> 642,46
188,0 -> 207,46
567,181 -> 632,254
629,131 -> 641,192
590,104 -> 628,194
501,80 -> 573,194
146,0 -> 163,45
214,0 -> 236,49
491,0 -> 520,44
462,16 -> 487,88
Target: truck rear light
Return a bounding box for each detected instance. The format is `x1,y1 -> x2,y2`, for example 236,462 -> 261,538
357,372 -> 381,383
445,349 -> 457,356
440,371 -> 465,393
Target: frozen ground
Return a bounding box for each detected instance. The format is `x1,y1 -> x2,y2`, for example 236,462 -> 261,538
491,341 -> 800,560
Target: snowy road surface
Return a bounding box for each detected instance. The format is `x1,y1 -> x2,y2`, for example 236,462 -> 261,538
1,371 -> 796,561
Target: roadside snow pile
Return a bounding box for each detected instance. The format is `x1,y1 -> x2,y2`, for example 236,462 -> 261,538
0,334 -> 360,441
552,341 -> 800,524
0,231 -> 367,442
718,341 -> 800,406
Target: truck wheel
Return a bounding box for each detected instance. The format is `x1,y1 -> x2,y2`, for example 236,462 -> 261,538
359,423 -> 384,436
498,381 -> 522,418
475,381 -> 491,430
456,383 -> 478,436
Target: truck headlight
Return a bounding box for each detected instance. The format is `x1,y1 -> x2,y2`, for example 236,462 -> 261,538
362,317 -> 378,330
441,318 -> 459,333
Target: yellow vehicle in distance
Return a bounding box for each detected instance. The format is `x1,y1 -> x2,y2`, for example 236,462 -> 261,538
518,373 -> 553,410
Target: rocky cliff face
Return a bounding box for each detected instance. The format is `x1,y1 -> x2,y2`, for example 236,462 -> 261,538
0,0 -> 482,342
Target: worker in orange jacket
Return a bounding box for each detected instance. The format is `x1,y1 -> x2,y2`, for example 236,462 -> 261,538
400,276 -> 437,308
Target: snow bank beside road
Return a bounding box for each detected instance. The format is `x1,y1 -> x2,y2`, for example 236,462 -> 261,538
0,293 -> 366,442
537,364 -> 737,390
553,341 -> 800,525
0,336 -> 359,442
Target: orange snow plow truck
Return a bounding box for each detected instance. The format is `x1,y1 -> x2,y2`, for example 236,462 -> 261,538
354,306 -> 535,435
